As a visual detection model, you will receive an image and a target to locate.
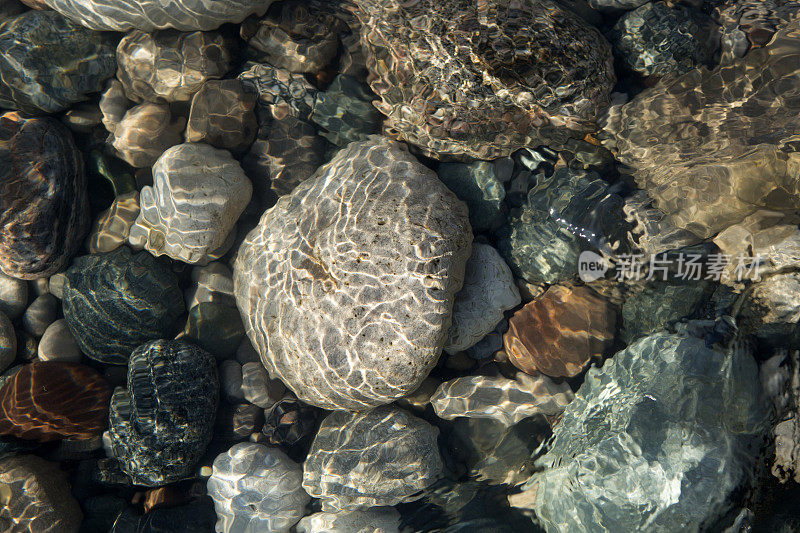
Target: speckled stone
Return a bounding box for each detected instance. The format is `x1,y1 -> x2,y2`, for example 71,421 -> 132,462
185,80 -> 257,154
297,508 -> 401,533
310,74 -> 382,147
106,102 -> 185,168
38,319 -> 82,363
207,442 -> 309,533
0,271 -> 27,319
0,11 -> 116,114
61,248 -> 184,365
107,339 -> 218,486
0,455 -> 83,532
86,192 -> 140,255
116,29 -> 234,103
183,302 -> 245,358
437,161 -> 506,233
234,137 -> 471,410
128,143 -> 252,265
303,406 -> 443,511
21,294 -> 57,338
353,0 -> 615,159
0,113 -> 88,280
0,312 -> 14,372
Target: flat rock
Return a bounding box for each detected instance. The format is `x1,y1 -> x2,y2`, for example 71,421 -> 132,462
234,137 -> 471,410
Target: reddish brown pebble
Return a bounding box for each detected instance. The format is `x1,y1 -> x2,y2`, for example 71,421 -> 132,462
504,285 -> 616,378
0,362 -> 112,442
142,486 -> 189,513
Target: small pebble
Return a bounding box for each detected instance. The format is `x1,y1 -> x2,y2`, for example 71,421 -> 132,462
16,332 -> 38,363
0,271 -> 28,319
48,273 -> 66,299
242,362 -> 285,409
22,294 -> 59,337
0,311 -> 16,372
219,359 -> 245,404
38,319 -> 82,363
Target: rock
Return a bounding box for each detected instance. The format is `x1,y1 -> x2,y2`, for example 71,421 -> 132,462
185,262 -> 236,310
21,294 -> 57,337
0,11 -> 116,114
61,248 -> 184,365
0,1 -> 25,22
215,402 -> 263,441
739,273 -> 800,348
310,74 -> 382,147
183,303 -> 245,358
602,19 -> 800,238
504,285 -> 617,378
297,508 -> 401,533
43,0 -> 275,31
219,360 -> 244,404
465,319 -> 507,360
607,2 -> 718,79
260,398 -> 320,447
235,339 -> 260,365
430,373 -> 574,426
111,501 -> 218,532
100,79 -> 131,131
241,362 -> 284,409
15,332 -> 36,363
0,455 -> 82,532
129,143 -> 252,264
107,103 -> 185,168
0,113 -> 88,280
445,244 -> 520,354
234,137 -> 472,410
0,362 -> 111,442
437,162 -> 506,233
86,192 -> 141,254
397,376 -> 441,412
623,189 -> 703,256
520,331 -> 765,533
185,80 -> 258,154
116,30 -> 234,103
62,103 -> 104,133
38,319 -> 82,363
0,312 -> 13,371
207,442 -> 309,533
352,0 -> 615,159
303,406 -> 443,511
0,271 -> 27,319
714,0 -> 800,65
621,280 -> 711,343
589,0 -> 647,9
107,339 -> 218,486
767,351 -> 800,484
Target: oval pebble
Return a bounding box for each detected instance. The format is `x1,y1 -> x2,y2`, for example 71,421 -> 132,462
22,294 -> 58,337
38,319 -> 82,363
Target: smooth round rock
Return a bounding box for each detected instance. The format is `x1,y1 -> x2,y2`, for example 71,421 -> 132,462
86,191 -> 141,255
234,137 -> 472,410
22,294 -> 58,337
303,406 -> 443,511
0,271 -> 27,319
219,360 -> 245,404
61,248 -> 185,365
0,10 -> 117,114
0,113 -> 89,280
38,319 -> 82,363
108,102 -> 185,168
207,442 -> 309,533
0,312 -> 14,372
186,80 -> 258,154
107,339 -> 218,486
296,508 -> 401,533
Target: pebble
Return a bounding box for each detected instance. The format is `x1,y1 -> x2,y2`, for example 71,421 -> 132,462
185,262 -> 236,310
183,302 -> 245,358
0,271 -> 28,319
234,137 -> 471,410
38,319 -> 82,363
437,161 -> 507,233
207,442 -> 309,533
107,102 -> 185,168
397,376 -> 441,412
0,311 -> 15,371
296,508 -> 401,533
260,398 -> 320,447
186,80 -> 258,154
22,294 -> 58,337
303,406 -> 443,511
219,360 -> 245,404
241,362 -> 284,409
86,192 -> 141,254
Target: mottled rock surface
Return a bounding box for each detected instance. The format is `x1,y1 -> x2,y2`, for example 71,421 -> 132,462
621,281 -> 710,343
0,113 -> 88,280
234,137 -> 471,410
296,508 -> 401,533
437,161 -> 507,233
107,103 -> 185,168
207,442 -> 309,533
310,74 -> 382,147
303,407 -> 443,511
739,273 -> 800,348
107,340 -> 218,486
186,80 -> 257,153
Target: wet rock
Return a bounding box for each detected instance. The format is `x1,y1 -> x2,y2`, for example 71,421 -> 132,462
129,143 -> 252,264
0,271 -> 27,319
430,373 -> 573,426
303,406 -> 443,511
588,0 -> 647,9
621,280 -> 711,343
310,74 -> 382,147
107,103 -> 185,168
297,508 -> 401,533
0,312 -> 14,371
0,362 -> 111,442
22,294 -> 57,337
739,273 -> 800,348
504,285 -> 616,378
715,0 -> 800,65
445,244 -> 520,354
218,360 -> 244,404
0,11 -> 116,114
241,362 -> 284,409
86,192 -> 141,254
767,351 -> 800,484
260,398 -> 320,448
215,402 -> 263,441
185,262 -> 235,310
437,161 -> 506,233
183,302 -> 245,358
186,80 -> 258,154
397,376 -> 441,413
107,339 -> 218,486
43,0 -> 275,31
116,29 -> 234,103
38,319 -> 82,363
111,500 -> 218,532
61,248 -> 184,365
0,113 -> 88,280
623,189 -> 703,256
15,332 -> 36,363
352,0 -> 615,159
0,455 -> 82,532
207,442 -> 309,533
520,331 -> 765,532
234,137 -> 471,410
465,319 -> 507,360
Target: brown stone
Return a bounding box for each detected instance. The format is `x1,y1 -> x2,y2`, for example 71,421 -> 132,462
503,285 -> 616,378
0,362 -> 112,442
185,79 -> 258,153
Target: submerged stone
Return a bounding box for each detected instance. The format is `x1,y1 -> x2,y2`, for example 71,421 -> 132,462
296,508 -> 401,533
437,161 -> 507,233
621,280 -> 711,343
310,74 -> 382,147
186,80 -> 258,154
106,102 -> 185,168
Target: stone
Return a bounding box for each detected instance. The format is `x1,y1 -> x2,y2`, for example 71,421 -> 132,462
0,11 -> 116,114
767,350 -> 800,484
86,192 -> 141,254
207,442 -> 309,533
38,319 -> 82,363
602,19 -> 800,238
589,0 -> 647,9
0,113 -> 88,280
437,162 -> 506,233
116,30 -> 234,103
15,333 -> 36,363
236,339 -> 260,365
352,0 -> 615,159
0,362 -> 111,442
43,0 -> 275,31
621,280 -> 711,343
219,360 -> 244,404
739,273 -> 800,348
504,285 -> 617,378
445,244 -> 520,354
107,339 -> 218,486
0,1 -> 25,22
61,248 -> 184,365
112,501 -> 218,532
234,137 -> 472,410
129,143 -> 252,264
0,271 -> 27,319
715,0 -> 800,65
297,508 -> 401,533
0,455 -> 82,532
430,373 -> 574,426
310,74 -> 382,147
186,80 -> 258,154
185,262 -> 236,310
521,331 -> 765,533
215,402 -> 263,441
397,376 -> 441,412
241,362 -> 284,409
623,189 -> 703,256
107,103 -> 185,168
607,2 -> 718,79
0,312 -> 13,372
260,398 -> 320,448
183,303 -> 245,358
62,103 -> 104,133
303,406 -> 443,511
465,319 -> 507,360
22,294 -> 57,337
